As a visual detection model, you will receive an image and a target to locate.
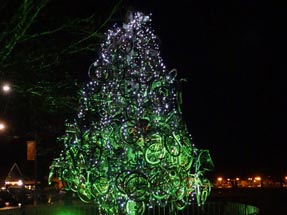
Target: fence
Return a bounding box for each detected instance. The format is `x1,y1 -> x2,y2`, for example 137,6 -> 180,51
0,202 -> 259,215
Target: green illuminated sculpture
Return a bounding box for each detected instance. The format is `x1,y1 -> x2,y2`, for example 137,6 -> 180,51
49,11 -> 213,214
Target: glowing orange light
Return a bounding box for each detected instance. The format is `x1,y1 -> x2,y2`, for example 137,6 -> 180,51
0,122 -> 5,130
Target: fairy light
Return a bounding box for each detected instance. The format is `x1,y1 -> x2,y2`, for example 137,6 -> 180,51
49,11 -> 213,215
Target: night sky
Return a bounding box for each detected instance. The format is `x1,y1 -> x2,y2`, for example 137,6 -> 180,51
127,1 -> 284,178
0,0 -> 285,182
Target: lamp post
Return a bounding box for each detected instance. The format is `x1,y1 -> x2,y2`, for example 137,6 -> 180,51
27,138 -> 38,206
2,82 -> 39,205
1,83 -> 10,132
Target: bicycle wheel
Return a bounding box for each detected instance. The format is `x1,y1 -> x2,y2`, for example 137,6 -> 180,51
92,176 -> 110,197
145,142 -> 166,165
119,78 -> 140,99
164,133 -> 181,157
126,199 -> 146,215
121,122 -> 140,144
179,144 -> 194,171
78,183 -> 92,203
88,61 -> 110,83
123,172 -> 149,201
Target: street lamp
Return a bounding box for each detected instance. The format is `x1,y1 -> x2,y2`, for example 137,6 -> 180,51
1,83 -> 10,132
0,122 -> 5,130
1,83 -> 11,93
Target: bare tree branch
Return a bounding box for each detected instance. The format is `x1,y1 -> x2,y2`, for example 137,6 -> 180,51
62,0 -> 123,55
0,0 -> 126,137
0,0 -> 50,65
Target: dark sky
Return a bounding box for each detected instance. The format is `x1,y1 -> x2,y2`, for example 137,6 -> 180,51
0,0 -> 285,182
124,0 -> 285,177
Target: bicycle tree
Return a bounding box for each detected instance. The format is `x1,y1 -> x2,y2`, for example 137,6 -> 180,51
49,11 -> 213,215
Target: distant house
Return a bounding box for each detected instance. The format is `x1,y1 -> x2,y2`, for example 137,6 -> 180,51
5,163 -> 39,190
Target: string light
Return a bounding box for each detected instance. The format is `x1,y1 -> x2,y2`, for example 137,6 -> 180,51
49,11 -> 213,215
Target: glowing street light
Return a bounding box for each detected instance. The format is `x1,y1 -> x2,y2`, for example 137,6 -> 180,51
1,83 -> 12,128
254,176 -> 261,181
2,83 -> 11,93
0,122 -> 5,130
217,177 -> 223,182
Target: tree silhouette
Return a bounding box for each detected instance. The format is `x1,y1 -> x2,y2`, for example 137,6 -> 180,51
0,0 -> 123,138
